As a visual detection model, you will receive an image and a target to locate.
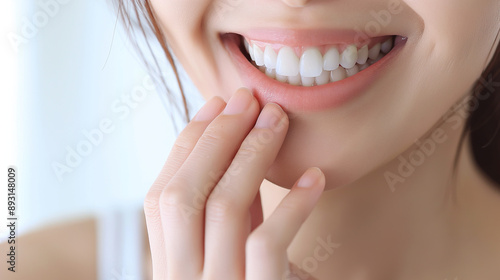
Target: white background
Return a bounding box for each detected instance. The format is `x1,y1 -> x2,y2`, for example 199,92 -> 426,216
0,0 -> 204,239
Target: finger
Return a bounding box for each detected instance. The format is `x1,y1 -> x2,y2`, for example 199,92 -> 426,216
159,88 -> 260,277
143,96 -> 225,279
249,189 -> 263,232
202,103 -> 289,278
246,167 -> 326,280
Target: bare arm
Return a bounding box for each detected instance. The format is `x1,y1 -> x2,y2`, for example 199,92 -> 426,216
0,217 -> 97,280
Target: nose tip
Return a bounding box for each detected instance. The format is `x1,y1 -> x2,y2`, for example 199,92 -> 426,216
281,0 -> 309,7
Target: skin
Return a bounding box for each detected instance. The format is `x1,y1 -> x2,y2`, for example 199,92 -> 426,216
143,0 -> 500,279
2,0 -> 499,279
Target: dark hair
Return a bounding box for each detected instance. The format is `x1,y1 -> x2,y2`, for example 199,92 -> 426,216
466,36 -> 500,186
113,0 -> 500,187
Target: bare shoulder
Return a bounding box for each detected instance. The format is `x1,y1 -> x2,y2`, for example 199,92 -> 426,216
0,217 -> 97,280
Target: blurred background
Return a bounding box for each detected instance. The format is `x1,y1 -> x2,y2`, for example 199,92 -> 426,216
0,0 -> 204,240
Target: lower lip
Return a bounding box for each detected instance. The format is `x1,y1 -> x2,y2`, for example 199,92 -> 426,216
222,34 -> 407,112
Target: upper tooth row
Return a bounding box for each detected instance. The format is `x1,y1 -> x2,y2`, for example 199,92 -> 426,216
244,39 -> 393,78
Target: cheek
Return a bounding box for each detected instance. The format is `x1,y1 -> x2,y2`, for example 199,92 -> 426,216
149,0 -> 240,101
150,0 -> 210,32
406,0 -> 499,73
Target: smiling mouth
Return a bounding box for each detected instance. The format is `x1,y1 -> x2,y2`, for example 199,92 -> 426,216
238,34 -> 402,87
221,30 -> 408,112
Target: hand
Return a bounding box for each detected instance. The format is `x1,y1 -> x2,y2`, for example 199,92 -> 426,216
144,88 -> 325,280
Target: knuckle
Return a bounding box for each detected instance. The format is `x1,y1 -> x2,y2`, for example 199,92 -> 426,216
156,186 -> 195,223
239,136 -> 264,156
200,127 -> 228,145
143,189 -> 162,217
205,196 -> 239,223
159,187 -> 188,209
198,118 -> 236,145
171,140 -> 193,157
246,230 -> 281,254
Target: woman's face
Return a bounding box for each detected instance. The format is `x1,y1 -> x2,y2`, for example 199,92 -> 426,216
150,0 -> 500,189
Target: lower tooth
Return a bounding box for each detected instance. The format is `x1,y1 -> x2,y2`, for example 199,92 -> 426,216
346,65 -> 359,77
288,74 -> 301,86
331,67 -> 347,82
301,76 -> 315,87
276,73 -> 288,83
368,53 -> 385,65
265,68 -> 276,79
359,63 -> 369,71
315,70 -> 330,86
258,54 -> 379,85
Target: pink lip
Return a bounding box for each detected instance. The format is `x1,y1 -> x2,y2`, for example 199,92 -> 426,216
242,28 -> 391,49
221,31 -> 407,113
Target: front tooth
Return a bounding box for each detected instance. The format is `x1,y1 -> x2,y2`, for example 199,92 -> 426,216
356,45 -> 369,65
253,45 -> 265,66
265,68 -> 276,79
381,39 -> 393,53
323,48 -> 340,71
288,74 -> 301,86
264,46 -> 277,69
315,70 -> 330,86
368,43 -> 380,60
301,76 -> 315,87
340,45 -> 358,69
346,65 -> 359,77
330,67 -> 347,82
276,46 -> 300,76
300,48 -> 323,78
276,73 -> 288,83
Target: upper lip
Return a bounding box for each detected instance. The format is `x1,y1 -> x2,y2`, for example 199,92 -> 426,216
237,28 -> 395,48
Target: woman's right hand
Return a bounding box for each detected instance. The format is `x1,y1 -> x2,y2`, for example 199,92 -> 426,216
144,88 -> 325,279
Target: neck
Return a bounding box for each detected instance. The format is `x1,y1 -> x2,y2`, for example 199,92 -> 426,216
261,115 -> 500,279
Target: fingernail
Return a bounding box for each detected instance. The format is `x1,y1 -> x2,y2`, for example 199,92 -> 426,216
297,167 -> 323,188
192,96 -> 224,122
223,88 -> 253,115
255,103 -> 286,129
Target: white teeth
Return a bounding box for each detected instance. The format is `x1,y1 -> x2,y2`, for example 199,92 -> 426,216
356,45 -> 368,65
265,68 -> 276,79
244,40 -> 255,61
264,46 -> 277,69
315,70 -> 330,86
340,45 -> 358,69
300,48 -> 323,77
276,46 -> 300,76
288,74 -> 301,86
253,45 -> 265,66
249,45 -> 254,60
276,73 -> 288,83
323,48 -> 340,71
301,76 -> 315,87
330,67 -> 347,82
246,37 -> 396,86
346,65 -> 359,77
368,43 -> 381,60
381,39 -> 393,54
359,62 -> 369,71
